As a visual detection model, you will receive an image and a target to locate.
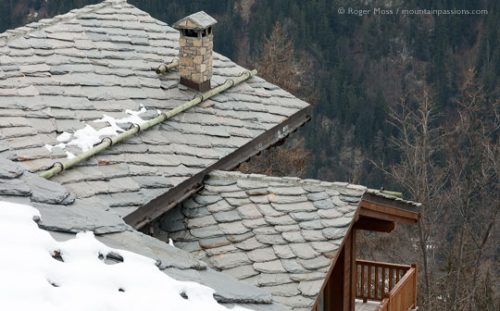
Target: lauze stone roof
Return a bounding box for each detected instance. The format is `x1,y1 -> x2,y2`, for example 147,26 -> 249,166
0,0 -> 309,219
0,156 -> 286,310
160,171 -> 367,311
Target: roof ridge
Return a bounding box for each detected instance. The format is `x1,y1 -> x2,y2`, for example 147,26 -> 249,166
208,170 -> 421,206
0,0 -> 125,47
209,170 -> 368,190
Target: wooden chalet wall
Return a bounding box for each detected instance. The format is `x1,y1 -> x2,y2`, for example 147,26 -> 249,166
312,229 -> 357,311
312,197 -> 419,311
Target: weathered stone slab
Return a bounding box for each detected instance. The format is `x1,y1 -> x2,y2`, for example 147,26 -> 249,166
313,199 -> 335,209
219,221 -> 250,235
281,259 -> 308,273
236,203 -> 262,219
255,234 -> 286,245
264,214 -> 295,225
321,217 -> 352,228
311,241 -> 338,253
306,192 -> 329,201
235,237 -> 264,251
187,215 -> 217,228
322,227 -> 346,240
225,264 -> 259,280
190,225 -> 223,239
298,219 -> 323,230
298,279 -> 324,297
281,231 -> 305,243
213,210 -> 241,223
317,208 -> 343,218
298,256 -> 331,270
210,252 -> 251,269
206,199 -> 234,212
247,247 -> 276,262
253,260 -> 286,273
289,243 -> 318,259
272,244 -> 295,259
272,201 -> 316,212
290,211 -> 319,221
269,186 -> 306,196
199,236 -> 231,249
263,283 -> 300,297
301,230 -> 325,242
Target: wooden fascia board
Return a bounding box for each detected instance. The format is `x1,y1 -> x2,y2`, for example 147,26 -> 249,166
310,203 -> 362,310
124,105 -> 312,228
359,200 -> 419,225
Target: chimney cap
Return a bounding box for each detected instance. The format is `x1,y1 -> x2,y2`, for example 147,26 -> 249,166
173,11 -> 217,31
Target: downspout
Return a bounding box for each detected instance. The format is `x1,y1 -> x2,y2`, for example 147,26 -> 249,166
39,69 -> 258,179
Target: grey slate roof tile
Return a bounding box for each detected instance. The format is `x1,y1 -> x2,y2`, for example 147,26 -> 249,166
225,264 -> 260,280
226,231 -> 254,243
254,260 -> 287,274
235,236 -> 265,251
210,252 -> 251,270
1,153 -> 285,309
282,231 -> 306,243
161,170 -> 365,310
0,0 -> 310,223
236,203 -> 262,219
1,1 -> 416,308
297,280 -> 324,297
272,245 -> 295,259
247,247 -> 276,262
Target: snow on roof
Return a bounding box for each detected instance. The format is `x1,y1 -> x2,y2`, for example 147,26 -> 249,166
0,200 -> 249,311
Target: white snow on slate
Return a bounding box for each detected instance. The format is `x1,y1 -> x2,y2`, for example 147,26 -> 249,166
0,201 -> 250,311
45,106 -> 150,157
56,132 -> 72,143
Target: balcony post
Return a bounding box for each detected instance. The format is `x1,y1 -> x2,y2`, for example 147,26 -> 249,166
412,264 -> 417,307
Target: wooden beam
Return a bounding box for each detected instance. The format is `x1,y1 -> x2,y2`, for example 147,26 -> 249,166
354,217 -> 395,232
362,192 -> 420,212
330,247 -> 345,311
350,230 -> 356,311
124,106 -> 312,228
359,200 -> 419,225
343,234 -> 351,311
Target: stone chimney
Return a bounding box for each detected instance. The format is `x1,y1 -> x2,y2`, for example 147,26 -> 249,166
174,11 -> 217,92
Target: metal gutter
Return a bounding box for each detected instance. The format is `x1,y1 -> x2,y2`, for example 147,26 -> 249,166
38,69 -> 258,179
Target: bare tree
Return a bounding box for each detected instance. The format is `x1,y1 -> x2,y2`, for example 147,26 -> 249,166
378,70 -> 499,310
257,22 -> 315,101
240,21 -> 314,177
382,91 -> 449,310
364,89 -> 444,308
439,69 -> 499,311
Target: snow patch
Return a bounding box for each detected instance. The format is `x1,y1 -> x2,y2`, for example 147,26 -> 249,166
65,151 -> 76,160
44,144 -> 53,152
45,106 -> 152,158
56,132 -> 72,143
0,201 -> 250,311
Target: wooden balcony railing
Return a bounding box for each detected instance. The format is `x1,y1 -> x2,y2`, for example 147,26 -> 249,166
356,259 -> 417,311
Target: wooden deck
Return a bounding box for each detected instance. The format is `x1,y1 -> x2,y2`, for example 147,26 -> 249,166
355,300 -> 380,311
356,260 -> 418,311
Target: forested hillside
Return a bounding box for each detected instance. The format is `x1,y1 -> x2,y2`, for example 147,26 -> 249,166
0,0 -> 498,309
